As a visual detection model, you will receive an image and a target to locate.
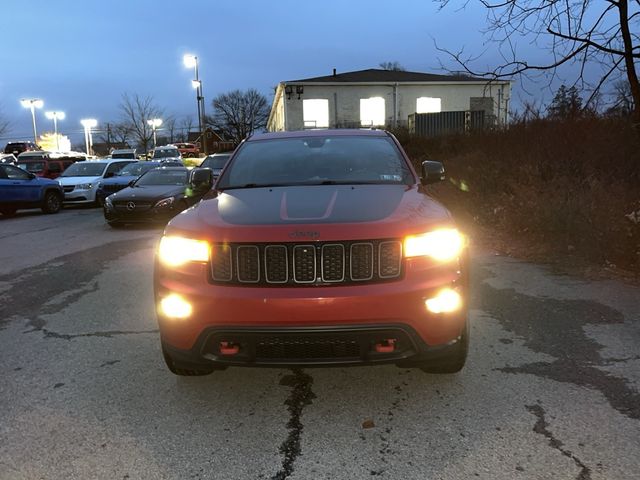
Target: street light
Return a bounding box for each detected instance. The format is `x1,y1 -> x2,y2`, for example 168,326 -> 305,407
147,118 -> 163,148
21,98 -> 44,144
80,119 -> 97,155
183,53 -> 207,154
45,111 -> 65,151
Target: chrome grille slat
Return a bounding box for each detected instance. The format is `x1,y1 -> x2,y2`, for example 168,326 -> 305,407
210,240 -> 402,286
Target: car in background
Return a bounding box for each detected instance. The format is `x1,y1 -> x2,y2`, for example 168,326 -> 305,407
0,163 -> 64,216
110,148 -> 137,159
3,141 -> 41,157
174,143 -> 199,157
151,146 -> 183,164
154,129 -> 469,376
96,161 -> 161,205
58,159 -> 135,205
103,167 -> 212,227
0,153 -> 17,164
199,152 -> 233,179
15,151 -> 86,179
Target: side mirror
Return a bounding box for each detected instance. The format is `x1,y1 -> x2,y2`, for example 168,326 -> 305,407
420,160 -> 445,186
128,180 -> 136,187
104,172 -> 115,179
190,168 -> 214,192
29,172 -> 37,180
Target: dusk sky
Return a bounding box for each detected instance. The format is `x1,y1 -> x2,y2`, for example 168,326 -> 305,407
2,0 -> 574,144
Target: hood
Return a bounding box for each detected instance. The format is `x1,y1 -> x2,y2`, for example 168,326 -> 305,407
168,184 -> 452,242
109,184 -> 187,202
58,175 -> 101,185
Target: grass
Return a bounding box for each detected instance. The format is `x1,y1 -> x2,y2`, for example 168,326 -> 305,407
393,117 -> 640,275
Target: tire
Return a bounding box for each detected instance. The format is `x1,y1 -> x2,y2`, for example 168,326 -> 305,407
162,345 -> 215,376
0,208 -> 17,217
41,191 -> 63,214
419,319 -> 469,374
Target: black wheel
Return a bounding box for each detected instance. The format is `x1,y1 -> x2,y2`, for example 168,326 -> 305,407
41,191 -> 62,214
97,196 -> 105,207
0,208 -> 17,217
419,319 -> 469,374
107,221 -> 125,229
162,345 -> 215,376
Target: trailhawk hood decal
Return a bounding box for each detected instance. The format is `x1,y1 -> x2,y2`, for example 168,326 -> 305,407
192,185 -> 450,226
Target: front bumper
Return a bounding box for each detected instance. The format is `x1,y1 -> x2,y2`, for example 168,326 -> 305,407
63,188 -> 96,204
156,254 -> 468,367
103,204 -> 180,224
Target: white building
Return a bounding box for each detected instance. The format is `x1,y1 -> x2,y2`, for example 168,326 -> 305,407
267,69 -> 511,132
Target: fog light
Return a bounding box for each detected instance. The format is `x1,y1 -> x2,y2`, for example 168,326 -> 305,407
425,288 -> 462,314
159,294 -> 192,319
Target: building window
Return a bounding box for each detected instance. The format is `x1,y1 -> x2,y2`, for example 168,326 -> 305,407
416,97 -> 442,113
360,97 -> 385,126
303,99 -> 329,128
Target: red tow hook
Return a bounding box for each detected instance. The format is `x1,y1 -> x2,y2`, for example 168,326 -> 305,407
219,341 -> 240,355
374,339 -> 396,353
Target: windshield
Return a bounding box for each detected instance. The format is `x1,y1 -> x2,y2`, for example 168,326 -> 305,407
117,162 -> 157,176
201,155 -> 230,170
134,169 -> 188,186
217,136 -> 412,189
60,162 -> 107,177
153,149 -> 180,159
16,161 -> 44,173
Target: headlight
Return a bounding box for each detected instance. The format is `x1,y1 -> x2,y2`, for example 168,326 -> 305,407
104,196 -> 113,206
154,197 -> 175,209
77,183 -> 93,190
158,236 -> 209,266
404,228 -> 465,261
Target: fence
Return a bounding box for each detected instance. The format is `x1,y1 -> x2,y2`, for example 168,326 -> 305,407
408,111 -> 486,137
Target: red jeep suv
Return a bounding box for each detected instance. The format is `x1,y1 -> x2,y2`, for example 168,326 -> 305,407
155,130 -> 469,376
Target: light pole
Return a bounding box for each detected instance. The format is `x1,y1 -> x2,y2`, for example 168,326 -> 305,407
183,54 -> 207,155
20,98 -> 44,144
45,111 -> 65,151
80,119 -> 97,155
147,118 -> 162,148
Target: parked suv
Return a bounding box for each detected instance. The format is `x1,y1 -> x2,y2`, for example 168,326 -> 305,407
155,130 -> 469,376
3,141 -> 40,157
151,146 -> 183,164
0,164 -> 64,216
16,151 -> 86,179
173,143 -> 199,157
57,159 -> 135,205
110,148 -> 137,159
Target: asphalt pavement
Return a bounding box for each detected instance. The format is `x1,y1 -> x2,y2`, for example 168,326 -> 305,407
1,208 -> 639,480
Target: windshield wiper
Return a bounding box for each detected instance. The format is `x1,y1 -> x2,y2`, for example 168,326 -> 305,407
218,183 -> 298,190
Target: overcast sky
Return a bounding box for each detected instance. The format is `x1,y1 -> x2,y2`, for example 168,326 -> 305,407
1,0 -> 587,144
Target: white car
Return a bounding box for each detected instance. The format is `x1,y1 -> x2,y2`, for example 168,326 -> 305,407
57,159 -> 135,205
151,146 -> 183,164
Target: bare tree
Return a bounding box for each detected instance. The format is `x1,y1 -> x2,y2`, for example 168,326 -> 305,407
436,1 -> 640,127
119,93 -> 163,155
177,117 -> 195,142
207,89 -> 269,144
97,122 -> 132,151
379,61 -> 406,71
164,116 -> 177,144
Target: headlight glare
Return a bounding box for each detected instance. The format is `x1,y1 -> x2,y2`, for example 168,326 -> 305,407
158,236 -> 209,266
404,228 -> 464,261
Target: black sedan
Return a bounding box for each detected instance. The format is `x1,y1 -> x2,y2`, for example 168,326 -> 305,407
103,167 -> 213,227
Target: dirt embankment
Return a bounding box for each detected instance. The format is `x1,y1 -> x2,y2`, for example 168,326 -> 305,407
395,118 -> 640,279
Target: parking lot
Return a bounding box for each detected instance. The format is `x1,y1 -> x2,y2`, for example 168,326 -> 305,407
1,207 -> 639,479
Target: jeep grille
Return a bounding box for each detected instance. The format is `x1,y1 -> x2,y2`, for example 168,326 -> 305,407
210,240 -> 402,286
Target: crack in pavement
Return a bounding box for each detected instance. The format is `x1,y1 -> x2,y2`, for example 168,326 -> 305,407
476,272 -> 640,420
41,328 -> 158,341
526,404 -> 592,480
271,369 -> 315,480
